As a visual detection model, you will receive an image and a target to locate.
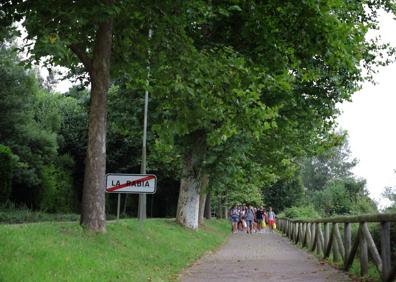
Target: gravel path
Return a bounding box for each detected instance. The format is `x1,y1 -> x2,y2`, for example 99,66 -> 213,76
181,230 -> 351,282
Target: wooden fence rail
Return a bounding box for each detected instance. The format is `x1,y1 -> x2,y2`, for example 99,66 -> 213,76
278,214 -> 396,282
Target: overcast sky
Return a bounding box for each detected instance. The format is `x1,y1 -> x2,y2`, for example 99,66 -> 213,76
338,11 -> 396,208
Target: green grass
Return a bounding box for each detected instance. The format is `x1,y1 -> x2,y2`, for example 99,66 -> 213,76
0,219 -> 229,282
348,260 -> 381,282
0,208 -> 80,223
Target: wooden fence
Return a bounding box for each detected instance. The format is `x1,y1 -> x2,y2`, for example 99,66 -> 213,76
278,214 -> 396,282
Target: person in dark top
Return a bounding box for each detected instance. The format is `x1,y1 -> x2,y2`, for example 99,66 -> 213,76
256,207 -> 264,231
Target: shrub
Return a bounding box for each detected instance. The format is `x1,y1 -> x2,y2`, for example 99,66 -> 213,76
39,155 -> 75,213
0,145 -> 15,203
279,204 -> 321,219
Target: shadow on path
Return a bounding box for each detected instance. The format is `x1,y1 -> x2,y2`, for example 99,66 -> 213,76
181,230 -> 351,282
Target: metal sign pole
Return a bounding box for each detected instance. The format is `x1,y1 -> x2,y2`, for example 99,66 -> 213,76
138,27 -> 153,221
117,193 -> 121,221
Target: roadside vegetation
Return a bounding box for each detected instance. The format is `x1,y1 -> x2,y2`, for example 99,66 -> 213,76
0,219 -> 229,282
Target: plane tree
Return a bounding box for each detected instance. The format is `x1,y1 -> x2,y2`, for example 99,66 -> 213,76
1,0 -> 192,231
149,0 -> 391,229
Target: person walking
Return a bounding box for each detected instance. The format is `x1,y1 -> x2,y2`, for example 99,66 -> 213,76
245,204 -> 255,234
268,207 -> 276,232
256,207 -> 264,232
230,207 -> 239,233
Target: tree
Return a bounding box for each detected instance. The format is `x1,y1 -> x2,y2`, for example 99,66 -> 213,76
301,132 -> 357,191
309,179 -> 377,216
166,0 -> 389,228
2,0 -> 115,231
263,174 -> 304,212
151,48 -> 277,229
0,145 -> 15,203
383,186 -> 396,212
3,1 -> 391,231
0,45 -> 60,209
2,0 -> 203,231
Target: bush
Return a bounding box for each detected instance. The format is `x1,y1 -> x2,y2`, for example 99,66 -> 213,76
0,145 -> 15,203
279,204 -> 321,219
39,155 -> 75,213
0,203 -> 79,223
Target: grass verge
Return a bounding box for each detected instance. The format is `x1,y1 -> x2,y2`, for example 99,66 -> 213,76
0,218 -> 229,282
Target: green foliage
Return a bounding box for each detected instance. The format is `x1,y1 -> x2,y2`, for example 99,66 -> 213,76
263,174 -> 304,212
1,0 -> 393,223
0,45 -> 82,212
0,203 -> 79,224
0,219 -> 229,281
39,155 -> 75,213
299,134 -> 378,217
311,181 -> 353,216
279,205 -> 321,219
301,133 -> 357,192
383,186 -> 396,211
0,45 -> 58,207
309,179 -> 377,216
0,145 -> 15,203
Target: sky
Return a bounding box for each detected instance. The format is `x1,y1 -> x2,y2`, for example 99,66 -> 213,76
337,11 -> 396,208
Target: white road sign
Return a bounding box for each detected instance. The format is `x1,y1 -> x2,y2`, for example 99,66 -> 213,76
105,173 -> 157,194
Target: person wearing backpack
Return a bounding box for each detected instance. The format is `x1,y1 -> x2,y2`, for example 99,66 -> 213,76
245,204 -> 255,234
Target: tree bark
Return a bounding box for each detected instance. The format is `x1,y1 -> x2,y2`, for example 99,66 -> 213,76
217,195 -> 223,219
176,132 -> 206,230
198,172 -> 209,225
204,193 -> 211,219
79,15 -> 113,232
176,153 -> 201,230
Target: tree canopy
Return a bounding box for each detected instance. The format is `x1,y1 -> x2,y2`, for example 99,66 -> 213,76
1,0 -> 394,230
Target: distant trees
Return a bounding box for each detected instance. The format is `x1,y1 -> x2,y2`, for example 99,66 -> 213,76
0,45 -> 75,210
0,145 -> 14,203
383,185 -> 396,212
278,133 -> 378,218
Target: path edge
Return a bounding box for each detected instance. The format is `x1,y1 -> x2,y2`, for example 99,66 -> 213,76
178,231 -> 232,281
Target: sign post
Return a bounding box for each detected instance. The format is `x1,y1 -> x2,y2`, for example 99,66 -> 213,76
105,174 -> 157,220
117,193 -> 121,221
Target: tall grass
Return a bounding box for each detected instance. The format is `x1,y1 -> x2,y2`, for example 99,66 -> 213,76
0,219 -> 229,281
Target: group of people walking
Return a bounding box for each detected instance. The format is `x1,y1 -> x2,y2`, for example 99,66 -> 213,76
230,205 -> 276,234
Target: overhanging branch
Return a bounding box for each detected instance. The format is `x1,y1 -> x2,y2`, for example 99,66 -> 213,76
69,44 -> 93,74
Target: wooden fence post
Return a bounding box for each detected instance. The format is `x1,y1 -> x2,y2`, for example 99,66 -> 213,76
307,222 -> 312,249
311,222 -> 317,251
344,222 -> 351,269
381,221 -> 391,281
334,223 -> 345,261
324,223 -> 334,259
279,214 -> 395,282
324,223 -> 330,250
332,224 -> 340,262
360,223 -> 368,277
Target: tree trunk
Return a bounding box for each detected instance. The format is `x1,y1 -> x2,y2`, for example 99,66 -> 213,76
198,172 -> 209,225
204,193 -> 211,219
176,154 -> 201,230
80,16 -> 113,232
223,201 -> 228,219
217,195 -> 222,219
176,132 -> 206,230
